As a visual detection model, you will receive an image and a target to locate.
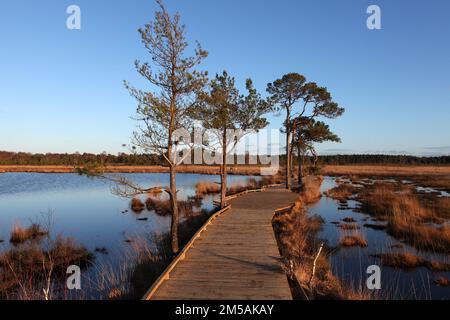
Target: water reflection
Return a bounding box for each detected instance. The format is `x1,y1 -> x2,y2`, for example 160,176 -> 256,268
307,177 -> 450,300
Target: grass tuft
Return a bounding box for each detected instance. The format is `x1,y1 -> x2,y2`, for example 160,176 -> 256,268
340,235 -> 368,248
131,198 -> 145,213
10,222 -> 48,245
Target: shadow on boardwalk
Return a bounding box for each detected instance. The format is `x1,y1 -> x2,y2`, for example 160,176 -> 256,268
148,187 -> 298,300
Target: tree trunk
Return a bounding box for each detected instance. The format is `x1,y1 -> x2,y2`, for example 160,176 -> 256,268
312,149 -> 319,169
298,146 -> 303,186
220,130 -> 227,209
285,112 -> 291,190
169,164 -> 179,254
290,147 -> 295,183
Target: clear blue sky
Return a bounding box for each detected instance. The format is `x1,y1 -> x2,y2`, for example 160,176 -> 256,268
1,0 -> 449,156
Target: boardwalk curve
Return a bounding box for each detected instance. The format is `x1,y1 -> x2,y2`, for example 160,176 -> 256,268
144,187 -> 298,300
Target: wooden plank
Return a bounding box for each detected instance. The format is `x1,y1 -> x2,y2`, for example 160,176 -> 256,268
153,286 -> 291,300
160,279 -> 290,290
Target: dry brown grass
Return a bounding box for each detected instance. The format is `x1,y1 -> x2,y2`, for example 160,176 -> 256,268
387,216 -> 450,253
359,186 -> 437,222
131,198 -> 145,213
196,174 -> 282,199
410,175 -> 450,193
273,176 -> 371,300
145,197 -> 199,217
298,176 -> 323,204
371,252 -> 450,272
434,277 -> 450,287
145,197 -> 171,216
261,174 -> 283,186
10,222 -> 48,245
273,206 -> 370,300
339,224 -> 360,230
430,197 -> 450,219
426,260 -> 450,272
372,252 -> 424,270
322,165 -> 450,177
0,236 -> 93,299
340,235 -> 368,248
325,184 -> 359,201
0,164 -> 271,175
356,184 -> 450,253
125,209 -> 214,299
363,223 -> 387,230
226,178 -> 264,196
327,174 -> 450,255
195,181 -> 220,196
88,233 -> 172,300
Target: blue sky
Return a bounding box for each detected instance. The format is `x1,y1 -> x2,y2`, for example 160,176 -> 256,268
0,0 -> 449,156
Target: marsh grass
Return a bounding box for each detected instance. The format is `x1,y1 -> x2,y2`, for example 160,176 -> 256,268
339,224 -> 360,230
273,176 -> 372,300
195,181 -> 220,196
325,184 -> 359,201
363,223 -> 387,230
371,252 -> 450,272
328,176 -> 450,254
131,198 -> 145,213
430,197 -> 450,219
194,174 -> 282,199
357,185 -> 450,253
339,235 -> 368,248
105,208 -> 213,300
434,277 -> 450,287
145,196 -> 200,217
10,222 -> 49,245
0,235 -> 93,299
299,176 -> 323,204
322,165 -> 450,179
145,197 -> 171,216
3,206 -> 216,300
410,175 -> 450,194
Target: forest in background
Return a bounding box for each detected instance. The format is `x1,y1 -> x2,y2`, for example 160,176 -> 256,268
1,151 -> 449,166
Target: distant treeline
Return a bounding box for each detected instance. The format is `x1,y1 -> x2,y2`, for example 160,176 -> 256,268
1,151 -> 449,166
0,151 -> 163,166
317,154 -> 450,165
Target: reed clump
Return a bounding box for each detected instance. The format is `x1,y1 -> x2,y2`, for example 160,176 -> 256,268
195,181 -> 220,196
434,277 -> 450,287
10,222 -> 49,245
355,185 -> 450,253
105,209 -> 213,299
0,236 -> 93,299
145,197 -> 199,217
340,235 -> 368,248
325,184 -> 359,201
371,252 -> 450,272
339,224 -> 360,230
145,197 -> 171,216
363,223 -> 387,230
131,198 -> 145,213
273,176 -> 371,300
298,176 -> 323,204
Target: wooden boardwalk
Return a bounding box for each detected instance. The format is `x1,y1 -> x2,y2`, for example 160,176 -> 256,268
147,187 -> 298,300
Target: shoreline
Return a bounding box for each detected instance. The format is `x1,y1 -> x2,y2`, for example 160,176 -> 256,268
0,165 -> 266,175
321,164 -> 450,176
1,164 -> 450,176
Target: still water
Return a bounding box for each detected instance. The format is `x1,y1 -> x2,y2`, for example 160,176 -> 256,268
0,172 -> 256,257
308,177 -> 450,300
